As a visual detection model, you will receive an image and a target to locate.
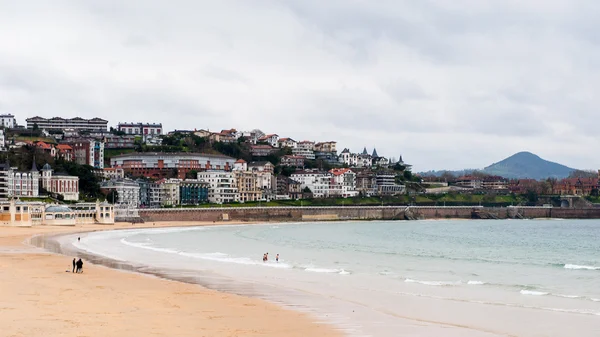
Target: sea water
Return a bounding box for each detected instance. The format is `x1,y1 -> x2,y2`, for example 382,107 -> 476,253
71,220 -> 600,336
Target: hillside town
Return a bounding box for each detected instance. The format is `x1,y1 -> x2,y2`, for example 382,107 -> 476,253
0,114 -> 413,209
0,113 -> 599,215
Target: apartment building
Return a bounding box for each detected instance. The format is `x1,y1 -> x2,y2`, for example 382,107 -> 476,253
197,171 -> 239,204
117,122 -> 162,136
100,179 -> 140,207
66,139 -> 105,168
233,171 -> 262,202
329,168 -> 358,197
110,152 -> 235,179
290,169 -> 332,198
0,114 -> 16,128
159,179 -> 180,206
180,180 -> 209,205
26,116 -> 108,131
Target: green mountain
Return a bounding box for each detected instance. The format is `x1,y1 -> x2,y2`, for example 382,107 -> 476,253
483,152 -> 575,179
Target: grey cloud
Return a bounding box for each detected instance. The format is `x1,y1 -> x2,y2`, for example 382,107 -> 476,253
1,0 -> 600,171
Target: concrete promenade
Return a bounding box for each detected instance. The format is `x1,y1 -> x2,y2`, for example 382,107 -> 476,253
131,206 -> 600,223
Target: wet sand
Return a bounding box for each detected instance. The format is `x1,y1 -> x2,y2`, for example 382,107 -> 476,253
0,222 -> 342,337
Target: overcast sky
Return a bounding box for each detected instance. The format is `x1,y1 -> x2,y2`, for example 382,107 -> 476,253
1,0 -> 599,171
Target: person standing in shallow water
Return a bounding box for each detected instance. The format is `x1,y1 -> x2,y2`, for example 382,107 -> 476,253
72,258 -> 76,273
276,254 -> 279,262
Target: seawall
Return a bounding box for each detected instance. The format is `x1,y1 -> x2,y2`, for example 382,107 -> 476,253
135,206 -> 600,223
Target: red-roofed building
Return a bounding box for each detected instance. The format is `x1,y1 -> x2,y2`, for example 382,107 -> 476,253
553,178 -> 598,196
55,144 -> 74,161
209,129 -> 237,143
257,134 -> 279,147
34,141 -> 57,157
329,168 -> 358,197
233,159 -> 248,171
277,138 -> 297,148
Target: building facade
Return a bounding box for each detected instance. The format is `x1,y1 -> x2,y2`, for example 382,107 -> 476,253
291,170 -> 332,198
110,152 -> 235,179
26,116 -> 108,131
197,171 -> 239,204
101,179 -> 140,207
180,180 -> 209,205
329,168 -> 358,197
138,180 -> 161,208
0,114 -> 16,128
159,179 -> 181,206
234,171 -> 262,202
277,138 -> 297,148
250,145 -> 277,157
104,134 -> 135,149
41,164 -> 79,201
117,122 -> 162,136
67,139 -> 105,168
280,155 -> 304,167
8,165 -> 40,198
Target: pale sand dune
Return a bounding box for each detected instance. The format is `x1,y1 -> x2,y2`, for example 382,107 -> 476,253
0,222 -> 341,337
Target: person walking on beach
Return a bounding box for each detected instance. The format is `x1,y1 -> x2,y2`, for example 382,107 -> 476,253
72,258 -> 76,273
76,258 -> 83,273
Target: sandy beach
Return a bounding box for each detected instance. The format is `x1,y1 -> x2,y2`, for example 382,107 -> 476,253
0,222 -> 342,337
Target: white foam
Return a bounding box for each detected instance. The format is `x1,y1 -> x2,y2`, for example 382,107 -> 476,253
553,294 -> 580,299
467,280 -> 486,285
338,269 -> 351,275
564,264 -> 600,270
120,238 -> 292,268
591,298 -> 600,302
405,279 -> 460,286
120,238 -> 180,254
178,251 -> 293,269
520,290 -> 548,296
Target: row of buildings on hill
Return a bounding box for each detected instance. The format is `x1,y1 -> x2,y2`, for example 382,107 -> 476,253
101,158 -> 407,207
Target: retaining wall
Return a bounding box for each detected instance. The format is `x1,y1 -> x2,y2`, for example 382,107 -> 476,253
137,206 -> 600,223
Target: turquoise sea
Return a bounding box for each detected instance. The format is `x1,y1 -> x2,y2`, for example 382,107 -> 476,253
71,220 -> 600,336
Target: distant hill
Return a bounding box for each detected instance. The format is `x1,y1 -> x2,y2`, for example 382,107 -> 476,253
482,152 -> 574,179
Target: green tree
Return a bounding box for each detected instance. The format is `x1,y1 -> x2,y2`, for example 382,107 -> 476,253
107,190 -> 119,204
185,170 -> 198,179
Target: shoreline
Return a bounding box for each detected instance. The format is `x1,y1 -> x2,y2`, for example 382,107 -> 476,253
0,222 -> 342,337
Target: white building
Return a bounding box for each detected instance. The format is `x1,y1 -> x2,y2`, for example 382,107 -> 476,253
99,168 -> 125,181
329,168 -> 358,197
0,114 -> 17,128
0,129 -> 6,151
233,159 -> 248,171
197,171 -> 239,204
258,134 -> 279,147
101,179 -> 140,207
339,148 -> 373,168
277,138 -> 297,148
8,164 -> 40,198
117,122 -> 162,136
290,170 -> 332,198
293,141 -> 316,160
